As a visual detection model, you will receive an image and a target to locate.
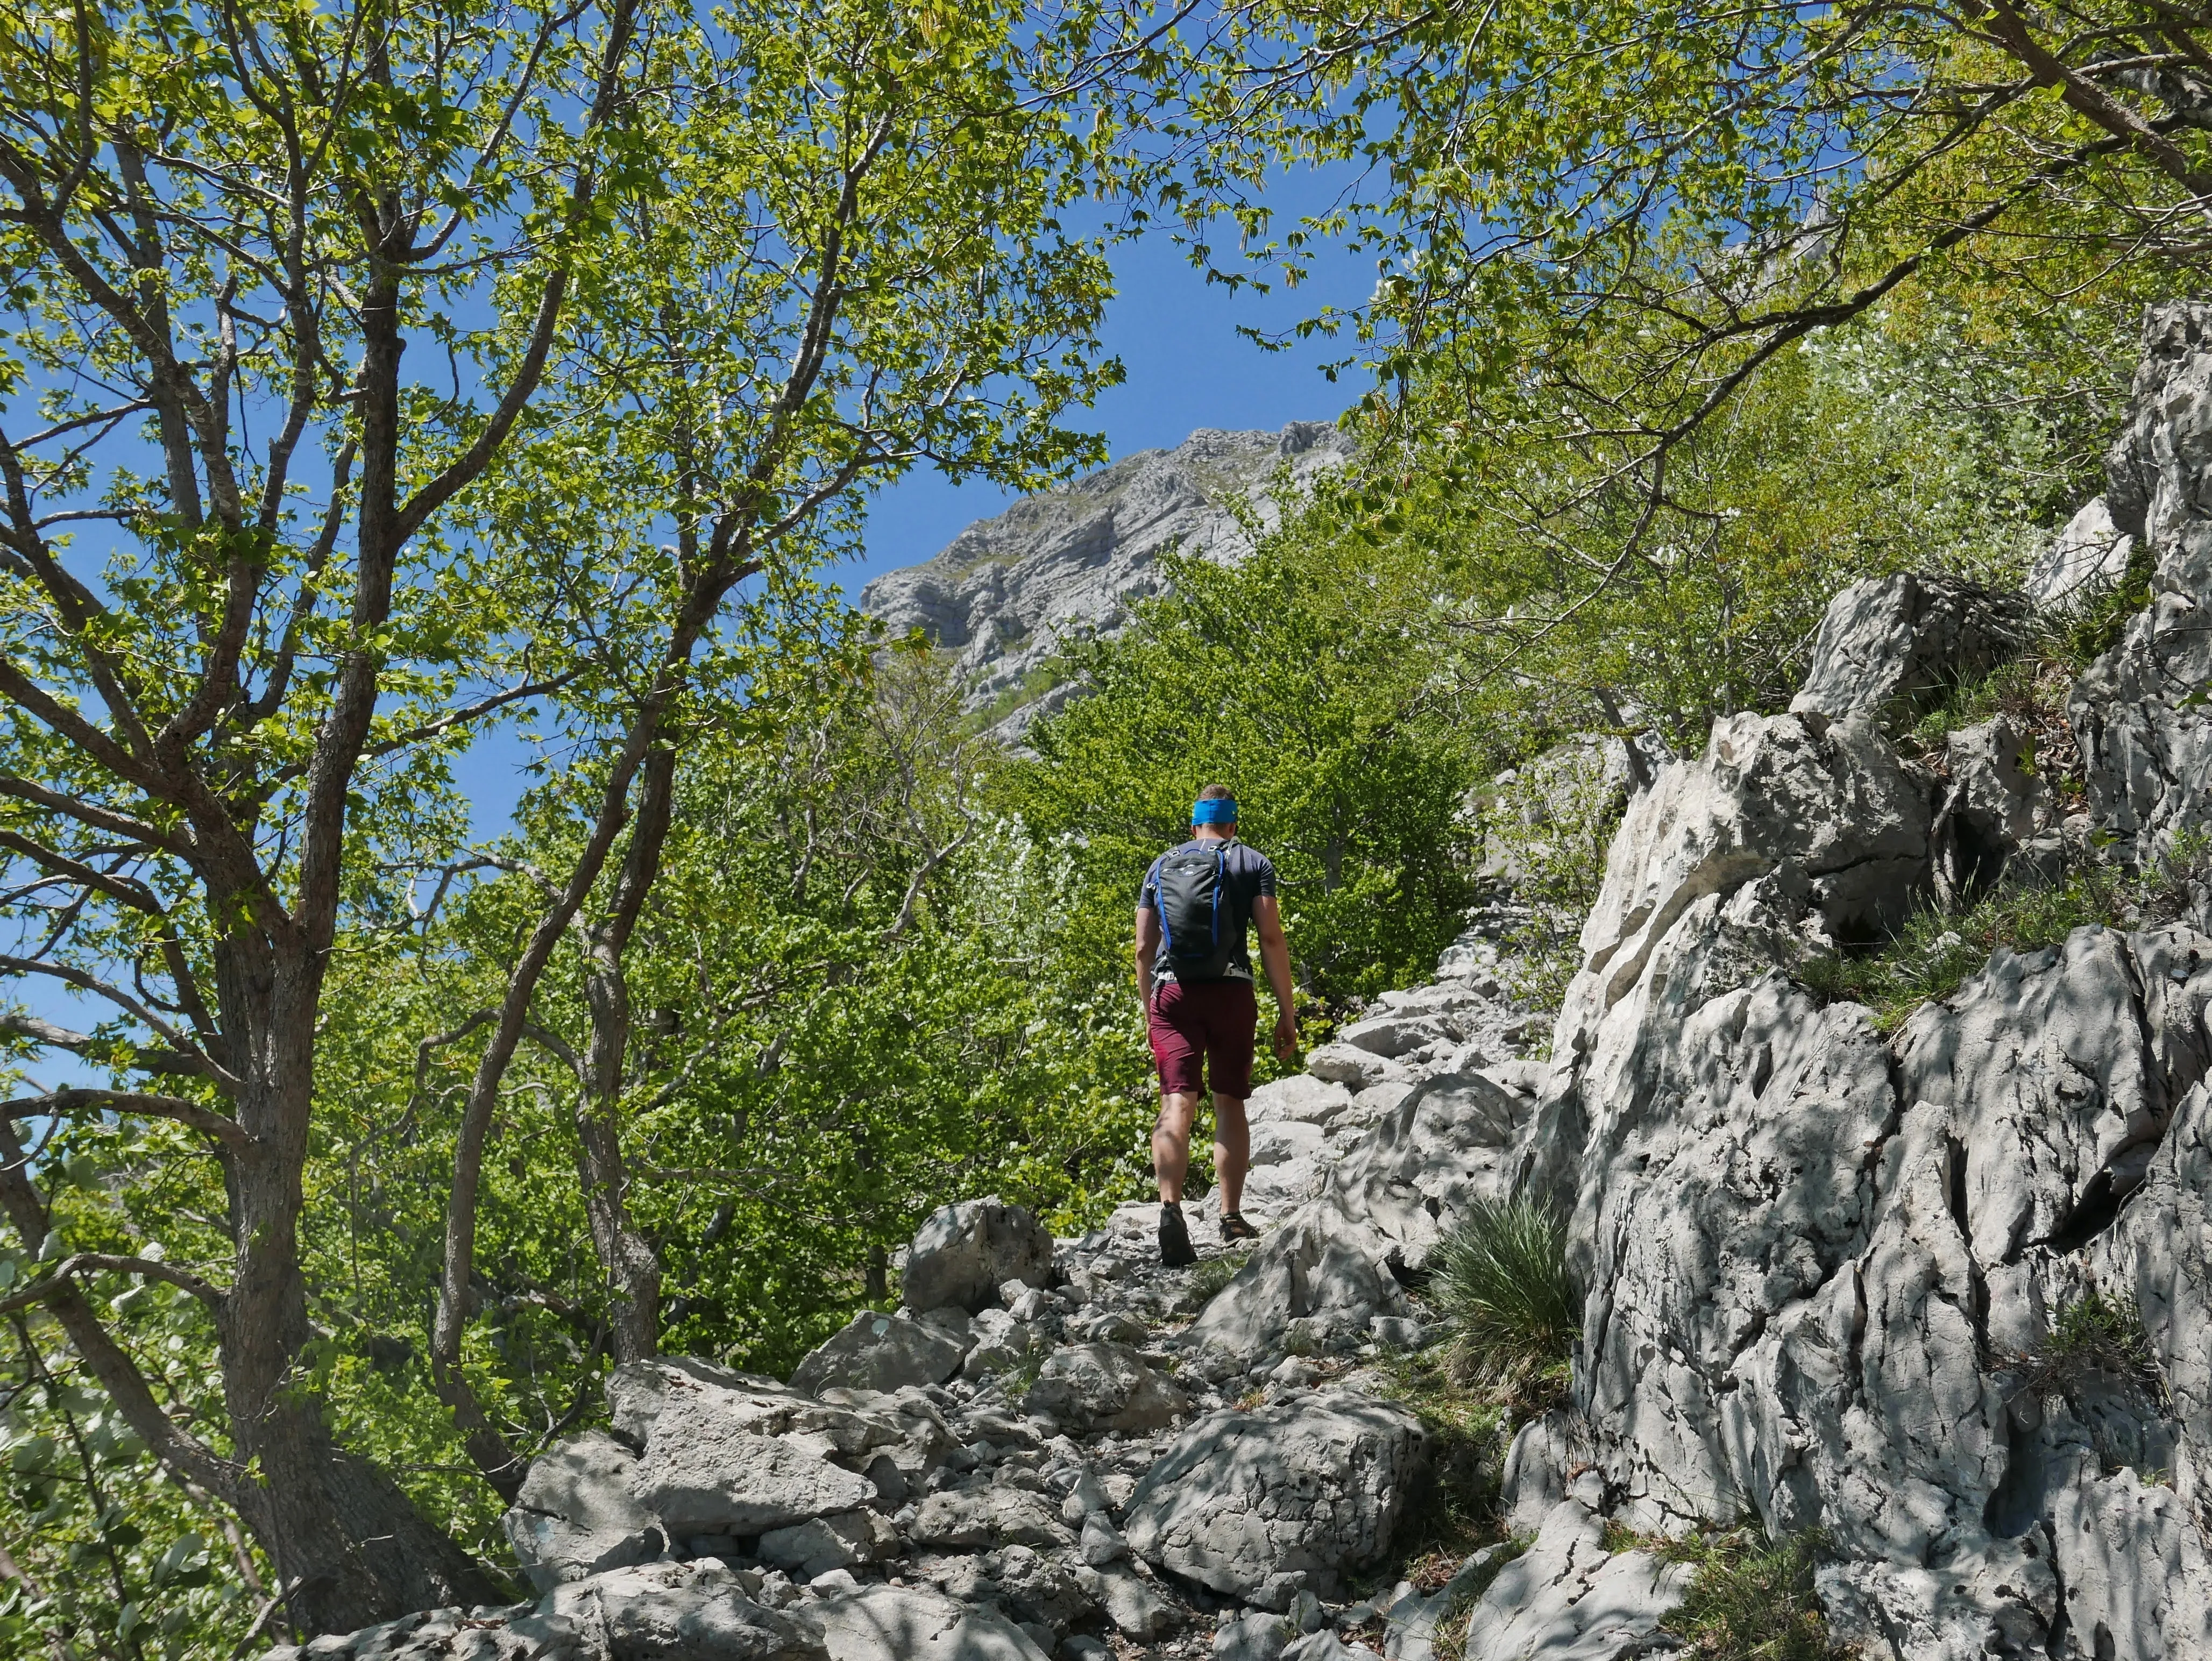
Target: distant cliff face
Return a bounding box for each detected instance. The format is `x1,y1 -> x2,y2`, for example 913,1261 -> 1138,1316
859,422 -> 1354,721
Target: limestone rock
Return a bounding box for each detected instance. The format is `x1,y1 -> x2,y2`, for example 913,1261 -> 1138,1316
1077,1561 -> 1183,1640
1789,570 -> 2029,728
2074,301 -> 2212,868
609,1357 -> 799,1449
1021,1342 -> 1188,1433
902,1197 -> 1055,1315
2027,494 -> 2135,610
1176,1213 -> 1408,1378
802,1584 -> 1048,1661
502,1429 -> 664,1592
910,1486 -> 1070,1551
1246,1075 -> 1352,1127
1214,1611 -> 1292,1661
1335,1012 -> 1454,1060
790,1311 -> 968,1397
755,1511 -> 897,1580
627,1392 -> 880,1536
541,1561 -> 830,1660
1453,1500 -> 1684,1661
1121,1394 -> 1427,1599
1303,1043 -> 1409,1090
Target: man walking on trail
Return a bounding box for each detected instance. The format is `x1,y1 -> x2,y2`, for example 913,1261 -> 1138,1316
1136,785 -> 1298,1267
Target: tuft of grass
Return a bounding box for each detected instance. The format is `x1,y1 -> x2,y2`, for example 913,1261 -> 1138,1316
1186,1247 -> 1251,1307
1428,1198 -> 1582,1411
1658,1529 -> 1850,1661
1796,865 -> 2128,1032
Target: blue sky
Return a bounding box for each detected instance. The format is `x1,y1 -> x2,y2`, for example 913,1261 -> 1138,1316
843,215 -> 1378,592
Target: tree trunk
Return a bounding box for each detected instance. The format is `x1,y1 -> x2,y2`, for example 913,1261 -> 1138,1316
214,938 -> 509,1633
581,957 -> 662,1364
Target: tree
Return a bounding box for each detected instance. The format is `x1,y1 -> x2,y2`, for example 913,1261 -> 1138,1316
0,0 -> 1124,1632
1153,0 -> 2199,598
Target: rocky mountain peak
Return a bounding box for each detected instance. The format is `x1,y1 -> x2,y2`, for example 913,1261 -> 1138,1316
860,422 -> 1353,722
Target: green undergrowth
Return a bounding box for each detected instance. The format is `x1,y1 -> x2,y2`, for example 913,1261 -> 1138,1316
1367,1347 -> 1513,1596
1650,1529 -> 1852,1661
1428,1198 -> 1582,1413
1186,1247 -> 1251,1306
1796,867 -> 2127,1031
1799,830 -> 2212,1032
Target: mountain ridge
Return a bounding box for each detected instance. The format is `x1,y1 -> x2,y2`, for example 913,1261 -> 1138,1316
860,422 -> 1355,724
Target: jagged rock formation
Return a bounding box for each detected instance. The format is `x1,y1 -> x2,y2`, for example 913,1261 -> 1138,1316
1502,302 -> 2212,1659
274,306 -> 2212,1661
859,424 -> 1353,728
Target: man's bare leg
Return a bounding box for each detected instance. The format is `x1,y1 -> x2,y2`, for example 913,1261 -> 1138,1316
1153,1091 -> 1201,1203
1213,1093 -> 1249,1216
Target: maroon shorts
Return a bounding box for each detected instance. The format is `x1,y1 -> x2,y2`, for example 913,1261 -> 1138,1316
1148,977 -> 1258,1099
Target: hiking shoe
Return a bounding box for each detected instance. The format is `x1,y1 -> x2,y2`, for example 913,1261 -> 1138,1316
1158,1202 -> 1197,1268
1220,1211 -> 1259,1244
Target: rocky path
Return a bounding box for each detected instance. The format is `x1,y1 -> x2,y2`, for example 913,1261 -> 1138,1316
270,906 -> 1580,1661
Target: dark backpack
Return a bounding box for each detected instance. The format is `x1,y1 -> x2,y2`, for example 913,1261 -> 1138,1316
1154,842 -> 1236,981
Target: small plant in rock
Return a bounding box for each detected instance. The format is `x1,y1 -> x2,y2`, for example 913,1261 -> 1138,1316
1186,1247 -> 1251,1306
1658,1528 -> 1849,1661
2019,1290 -> 2164,1403
1428,1198 -> 1582,1410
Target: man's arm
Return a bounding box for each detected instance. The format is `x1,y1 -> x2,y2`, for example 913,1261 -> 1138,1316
1135,905 -> 1161,1008
1252,895 -> 1297,1059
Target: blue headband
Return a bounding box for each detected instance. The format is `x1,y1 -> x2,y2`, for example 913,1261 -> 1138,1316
1192,797 -> 1238,825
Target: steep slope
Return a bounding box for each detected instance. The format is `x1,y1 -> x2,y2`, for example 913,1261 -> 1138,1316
860,423 -> 1353,723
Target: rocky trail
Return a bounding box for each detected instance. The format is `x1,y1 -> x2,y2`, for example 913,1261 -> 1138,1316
280,303 -> 2212,1661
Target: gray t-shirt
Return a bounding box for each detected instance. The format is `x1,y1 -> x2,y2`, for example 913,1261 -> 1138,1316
1138,838 -> 1278,982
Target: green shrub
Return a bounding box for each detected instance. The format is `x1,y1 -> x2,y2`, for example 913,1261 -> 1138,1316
1660,1529 -> 1849,1661
1429,1198 -> 1582,1409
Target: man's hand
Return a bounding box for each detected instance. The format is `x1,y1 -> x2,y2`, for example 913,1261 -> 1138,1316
1272,1010 -> 1298,1060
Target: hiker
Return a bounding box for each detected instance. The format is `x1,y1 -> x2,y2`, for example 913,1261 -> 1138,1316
1135,785 -> 1298,1267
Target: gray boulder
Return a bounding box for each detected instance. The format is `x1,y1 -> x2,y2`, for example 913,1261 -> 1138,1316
627,1390 -> 881,1536
1121,1394 -> 1428,1599
790,1311 -> 968,1396
1303,1044 -> 1409,1090
1022,1342 -> 1188,1433
803,1583 -> 1048,1661
1335,1012 -> 1454,1060
1789,570 -> 2029,728
1077,1561 -> 1182,1640
1246,1075 -> 1353,1127
1214,1611 -> 1292,1661
910,1486 -> 1070,1551
609,1356 -> 799,1448
755,1511 -> 897,1580
502,1429 -> 664,1592
902,1197 -> 1055,1315
1175,1213 -> 1408,1379
960,1307 -> 1038,1380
